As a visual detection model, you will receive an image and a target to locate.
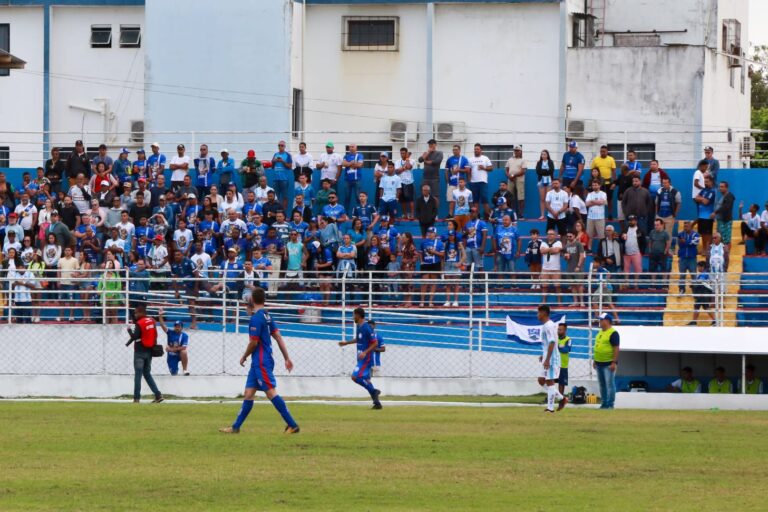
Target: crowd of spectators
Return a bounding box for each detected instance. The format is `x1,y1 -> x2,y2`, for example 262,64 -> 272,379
0,138 -> 748,323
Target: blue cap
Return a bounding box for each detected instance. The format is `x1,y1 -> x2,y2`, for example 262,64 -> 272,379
598,313 -> 613,322
496,197 -> 506,205
568,141 -> 578,149
427,226 -> 437,234
136,149 -> 145,154
381,215 -> 390,222
174,320 -> 183,327
120,147 -> 130,154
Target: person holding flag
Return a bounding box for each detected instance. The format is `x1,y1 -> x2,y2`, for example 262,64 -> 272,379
537,305 -> 567,413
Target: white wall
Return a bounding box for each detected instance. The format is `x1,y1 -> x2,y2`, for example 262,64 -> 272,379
0,7 -> 45,168
143,0 -> 293,159
49,5 -> 145,152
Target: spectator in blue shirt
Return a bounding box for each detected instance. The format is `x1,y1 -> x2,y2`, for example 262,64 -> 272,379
321,191 -> 348,223
340,144 -> 364,213
352,191 -> 378,231
445,144 -> 471,217
694,174 -> 716,254
677,220 -> 701,295
194,144 -> 216,197
271,141 -> 293,211
559,141 -> 585,188
217,149 -> 237,190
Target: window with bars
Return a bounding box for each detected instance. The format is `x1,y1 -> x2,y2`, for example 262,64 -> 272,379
342,17 -> 398,51
119,25 -> 141,48
0,146 -> 9,168
482,145 -> 517,169
90,25 -> 112,48
606,143 -> 656,169
0,24 -> 9,77
357,145 -> 394,167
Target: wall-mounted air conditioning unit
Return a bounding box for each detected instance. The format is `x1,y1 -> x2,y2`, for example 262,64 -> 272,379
389,120 -> 418,142
433,122 -> 466,142
130,120 -> 144,143
740,136 -> 756,158
566,119 -> 598,140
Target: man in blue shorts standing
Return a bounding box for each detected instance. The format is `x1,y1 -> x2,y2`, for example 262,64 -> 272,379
158,309 -> 190,376
220,287 -> 300,434
339,307 -> 383,409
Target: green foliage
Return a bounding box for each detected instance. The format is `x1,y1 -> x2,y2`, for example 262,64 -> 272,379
751,46 -> 768,167
2,402 -> 768,511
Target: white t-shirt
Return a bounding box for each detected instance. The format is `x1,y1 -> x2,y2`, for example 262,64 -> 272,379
379,174 -> 402,202
173,228 -> 194,253
191,252 -> 212,279
117,221 -> 136,242
14,202 -> 37,230
570,194 -> 587,215
219,197 -> 243,215
469,155 -> 493,184
58,256 -> 80,285
691,169 -> 704,199
68,184 -> 91,214
760,210 -> 768,229
170,155 -> 191,182
254,186 -> 274,206
540,240 -> 562,271
624,226 -> 640,255
586,190 -> 607,220
452,188 -> 473,215
395,158 -> 416,185
150,244 -> 170,271
294,152 -> 314,169
318,152 -> 342,181
545,189 -> 569,220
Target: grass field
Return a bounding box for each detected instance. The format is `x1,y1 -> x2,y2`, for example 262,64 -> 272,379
2,401 -> 768,511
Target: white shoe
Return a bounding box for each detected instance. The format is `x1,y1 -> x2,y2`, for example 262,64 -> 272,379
452,301 -> 459,307
443,302 -> 450,307
55,317 -> 61,322
372,367 -> 381,376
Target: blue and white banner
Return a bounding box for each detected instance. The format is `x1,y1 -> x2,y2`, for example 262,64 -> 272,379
506,314 -> 566,346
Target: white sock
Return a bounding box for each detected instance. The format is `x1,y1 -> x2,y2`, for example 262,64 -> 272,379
546,385 -> 556,411
555,389 -> 564,401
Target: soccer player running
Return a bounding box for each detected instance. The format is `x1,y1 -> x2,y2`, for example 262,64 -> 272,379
369,320 -> 387,376
537,305 -> 567,413
339,307 -> 383,409
220,288 -> 300,434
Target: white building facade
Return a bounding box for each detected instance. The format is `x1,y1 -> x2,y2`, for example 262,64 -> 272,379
0,0 -> 751,169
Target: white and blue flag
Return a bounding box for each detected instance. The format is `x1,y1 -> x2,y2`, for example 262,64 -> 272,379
506,314 -> 566,346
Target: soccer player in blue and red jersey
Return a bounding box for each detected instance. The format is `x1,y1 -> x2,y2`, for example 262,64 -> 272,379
339,307 -> 383,409
368,320 -> 386,376
220,287 -> 300,434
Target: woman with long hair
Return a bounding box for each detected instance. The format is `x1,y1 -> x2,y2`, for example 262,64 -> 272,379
43,233 -> 61,297
536,150 -> 556,220
349,218 -> 367,271
400,232 -> 417,306
37,198 -> 55,248
97,260 -> 122,324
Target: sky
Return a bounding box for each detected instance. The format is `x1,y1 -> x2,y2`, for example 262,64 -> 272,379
751,0 -> 768,47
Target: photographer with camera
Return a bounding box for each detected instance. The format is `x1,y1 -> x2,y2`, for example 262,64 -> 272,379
126,304 -> 164,403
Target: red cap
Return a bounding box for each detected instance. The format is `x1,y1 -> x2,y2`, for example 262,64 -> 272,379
138,177 -> 147,182
154,234 -> 164,241
8,213 -> 18,218
247,149 -> 256,158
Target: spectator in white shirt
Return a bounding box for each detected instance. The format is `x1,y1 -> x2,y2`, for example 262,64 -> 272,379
316,142 -> 343,187
68,173 -> 92,215
540,229 -> 563,304
219,188 -> 244,216
545,178 -> 569,236
14,192 -> 38,238
293,142 -> 314,184
468,143 -> 494,217
169,144 -> 191,191
253,176 -> 274,206
585,179 -> 608,240
395,147 -> 416,219
10,263 -> 37,323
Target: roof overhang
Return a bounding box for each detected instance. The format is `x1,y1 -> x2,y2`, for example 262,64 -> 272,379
0,49 -> 27,70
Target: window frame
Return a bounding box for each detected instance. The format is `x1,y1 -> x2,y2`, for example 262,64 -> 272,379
357,145 -> 395,168
119,25 -> 141,48
342,16 -> 399,52
606,143 -> 656,170
0,24 -> 9,77
90,25 -> 112,48
482,145 -> 517,169
0,146 -> 9,168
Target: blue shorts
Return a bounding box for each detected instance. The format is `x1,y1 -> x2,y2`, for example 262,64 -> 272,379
246,361 -> 276,391
558,367 -> 569,387
469,182 -> 488,206
167,353 -> 180,375
353,359 -> 372,381
379,199 -> 399,218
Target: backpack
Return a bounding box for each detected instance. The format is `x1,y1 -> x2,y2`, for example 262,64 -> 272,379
571,386 -> 587,404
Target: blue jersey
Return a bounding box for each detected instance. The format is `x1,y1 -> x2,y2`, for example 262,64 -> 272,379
445,155 -> 470,187
356,321 -> 378,356
224,238 -> 250,264
171,258 -> 195,279
656,187 -> 677,218
289,221 -> 309,242
352,204 -> 377,230
495,225 -> 519,260
243,201 -> 262,219
294,184 -> 314,204
341,153 -> 364,182
376,226 -> 399,253
135,225 -> 155,243
444,240 -> 462,263
147,153 -> 166,173
561,151 -> 585,179
249,309 -> 278,366
697,187 -> 716,219
322,203 -> 347,221
490,208 -> 517,233
421,238 -> 444,265
184,205 -> 202,227
166,330 -> 189,354
247,222 -> 268,247
199,220 -> 220,235
271,152 -> 293,181
464,219 -> 487,250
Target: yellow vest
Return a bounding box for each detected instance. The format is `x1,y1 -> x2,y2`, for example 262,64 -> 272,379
593,327 -> 617,363
681,379 -> 700,393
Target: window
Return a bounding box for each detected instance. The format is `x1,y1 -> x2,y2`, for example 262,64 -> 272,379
292,88 -> 303,139
90,25 -> 112,48
119,25 -> 141,48
483,145 -> 517,169
342,17 -> 398,51
741,52 -> 746,94
571,14 -> 594,48
0,146 -> 8,168
0,24 -> 9,77
606,143 -> 656,169
357,145 -> 394,167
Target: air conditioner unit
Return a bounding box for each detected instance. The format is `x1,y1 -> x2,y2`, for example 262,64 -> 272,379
728,45 -> 742,67
130,120 -> 144,143
740,136 -> 756,158
434,122 -> 466,142
566,119 -> 598,140
389,120 -> 418,142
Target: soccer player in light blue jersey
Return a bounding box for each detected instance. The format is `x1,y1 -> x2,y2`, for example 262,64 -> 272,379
537,305 -> 567,413
339,307 -> 383,409
220,288 -> 299,434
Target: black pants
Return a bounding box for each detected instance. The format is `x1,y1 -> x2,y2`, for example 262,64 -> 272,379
546,217 -> 567,237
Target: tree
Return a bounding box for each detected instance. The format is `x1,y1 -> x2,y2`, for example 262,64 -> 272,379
751,46 -> 768,167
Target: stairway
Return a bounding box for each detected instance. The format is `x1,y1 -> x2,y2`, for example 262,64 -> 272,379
663,220 -> 744,327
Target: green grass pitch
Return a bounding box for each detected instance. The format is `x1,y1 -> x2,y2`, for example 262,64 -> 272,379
1,401 -> 767,511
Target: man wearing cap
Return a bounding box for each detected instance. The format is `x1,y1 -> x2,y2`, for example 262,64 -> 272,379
505,146 -> 527,217
113,148 -> 132,184
271,141 -> 294,211
132,149 -> 148,181
240,149 -> 264,190
194,144 -> 216,197
130,177 -> 151,205
339,144 -> 363,214
148,234 -> 170,276
91,144 -> 114,175
559,141 -> 585,189
65,140 -> 92,184
147,143 -> 166,183
158,309 -> 191,376
293,142 -> 314,184
703,146 -> 720,182
169,144 -> 191,191
593,312 -> 620,409
317,142 -> 342,187
3,223 -> 22,255
217,149 -> 237,189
